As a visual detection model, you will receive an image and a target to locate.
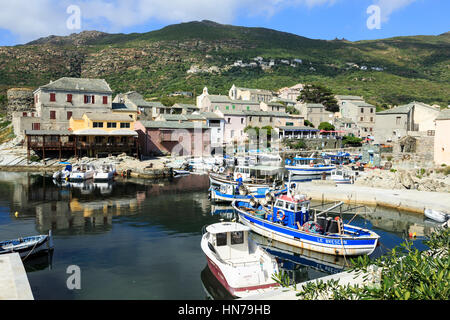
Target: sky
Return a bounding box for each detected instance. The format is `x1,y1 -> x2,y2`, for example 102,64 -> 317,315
0,0 -> 448,46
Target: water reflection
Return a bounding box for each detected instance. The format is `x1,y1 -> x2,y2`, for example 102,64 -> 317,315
0,172 -> 436,300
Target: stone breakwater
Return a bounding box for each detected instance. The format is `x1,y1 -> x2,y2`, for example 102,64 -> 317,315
298,182 -> 450,214
354,168 -> 450,193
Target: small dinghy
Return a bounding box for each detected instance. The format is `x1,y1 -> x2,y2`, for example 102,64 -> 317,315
173,169 -> 191,176
201,222 -> 279,298
424,209 -> 449,223
0,231 -> 54,259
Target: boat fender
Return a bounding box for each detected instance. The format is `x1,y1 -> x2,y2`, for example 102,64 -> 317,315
277,210 -> 285,222
285,159 -> 292,165
213,166 -> 219,173
219,167 -> 225,174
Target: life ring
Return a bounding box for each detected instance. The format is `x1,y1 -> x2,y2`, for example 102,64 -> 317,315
277,210 -> 285,222
310,163 -> 314,167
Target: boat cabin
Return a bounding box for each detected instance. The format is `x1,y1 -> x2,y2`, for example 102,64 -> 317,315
206,223 -> 251,261
268,194 -> 310,227
233,165 -> 284,184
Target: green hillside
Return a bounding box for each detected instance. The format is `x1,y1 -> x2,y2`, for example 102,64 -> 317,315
0,20 -> 449,109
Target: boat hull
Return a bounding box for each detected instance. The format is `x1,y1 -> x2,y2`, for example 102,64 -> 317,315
286,166 -> 336,176
234,205 -> 379,256
209,174 -> 278,192
200,234 -> 279,298
93,172 -> 114,181
69,171 -> 95,181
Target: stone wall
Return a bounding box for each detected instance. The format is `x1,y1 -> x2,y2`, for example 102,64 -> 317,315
6,88 -> 34,117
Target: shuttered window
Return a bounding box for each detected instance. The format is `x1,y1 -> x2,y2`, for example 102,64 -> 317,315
103,96 -> 108,104
50,111 -> 56,120
50,93 -> 56,102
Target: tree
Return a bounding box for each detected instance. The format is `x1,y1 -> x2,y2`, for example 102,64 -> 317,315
273,227 -> 449,300
318,122 -> 335,131
298,84 -> 339,113
342,135 -> 363,146
304,120 -> 314,128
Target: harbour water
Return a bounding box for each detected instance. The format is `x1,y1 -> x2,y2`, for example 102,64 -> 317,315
0,172 -> 435,300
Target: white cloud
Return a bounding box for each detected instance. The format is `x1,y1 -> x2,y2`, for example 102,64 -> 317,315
0,0 -> 346,43
374,0 -> 418,22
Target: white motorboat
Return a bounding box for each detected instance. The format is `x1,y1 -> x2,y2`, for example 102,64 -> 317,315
329,168 -> 355,184
94,164 -> 116,181
201,222 -> 279,298
69,164 -> 96,181
424,209 -> 449,223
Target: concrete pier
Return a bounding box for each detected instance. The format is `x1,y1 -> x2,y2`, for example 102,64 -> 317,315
0,253 -> 34,300
296,182 -> 450,214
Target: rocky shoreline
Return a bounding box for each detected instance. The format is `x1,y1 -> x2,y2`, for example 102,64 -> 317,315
355,168 -> 450,193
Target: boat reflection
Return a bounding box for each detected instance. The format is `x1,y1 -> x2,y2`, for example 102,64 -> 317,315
210,204 -> 236,220
23,250 -> 54,273
200,265 -> 235,300
251,233 -> 348,284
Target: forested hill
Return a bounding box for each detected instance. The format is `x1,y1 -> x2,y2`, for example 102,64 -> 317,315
0,20 -> 449,109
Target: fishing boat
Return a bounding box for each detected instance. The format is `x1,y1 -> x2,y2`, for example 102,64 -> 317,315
285,157 -> 336,176
232,193 -> 379,256
209,165 -> 286,193
201,222 -> 279,298
209,182 -> 287,203
69,163 -> 96,181
424,208 -> 449,223
93,164 -> 116,181
53,164 -> 72,180
0,231 -> 54,258
329,168 -> 355,184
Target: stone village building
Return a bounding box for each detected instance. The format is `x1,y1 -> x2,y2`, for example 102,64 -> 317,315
13,77 -> 114,136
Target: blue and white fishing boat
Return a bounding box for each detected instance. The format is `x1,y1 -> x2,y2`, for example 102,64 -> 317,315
232,193 -> 379,256
209,182 -> 287,203
0,231 -> 54,258
285,157 -> 336,176
53,163 -> 72,180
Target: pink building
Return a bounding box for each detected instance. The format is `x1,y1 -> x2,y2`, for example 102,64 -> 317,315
135,121 -> 211,156
216,110 -> 248,143
434,109 -> 450,165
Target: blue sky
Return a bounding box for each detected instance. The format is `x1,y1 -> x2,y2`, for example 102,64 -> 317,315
0,0 -> 448,46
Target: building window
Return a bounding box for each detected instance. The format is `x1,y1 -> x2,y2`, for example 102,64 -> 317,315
67,111 -> 72,120
370,117 -> 374,122
232,105 -> 235,110
107,122 -> 117,128
259,117 -> 262,122
32,123 -> 40,130
240,118 -> 244,124
360,108 -> 364,113
93,122 -> 104,128
231,130 -> 234,137
22,112 -> 27,117
50,93 -> 56,102
396,117 -> 401,125
120,122 -> 130,128
50,111 -> 56,119
370,108 -> 374,113
103,96 -> 108,104
226,106 -> 229,110
227,118 -> 231,124
247,106 -> 250,111
67,94 -> 72,102
360,117 -> 364,121
84,95 -> 95,104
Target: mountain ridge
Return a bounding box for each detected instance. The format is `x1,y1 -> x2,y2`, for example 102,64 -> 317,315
0,20 -> 448,109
